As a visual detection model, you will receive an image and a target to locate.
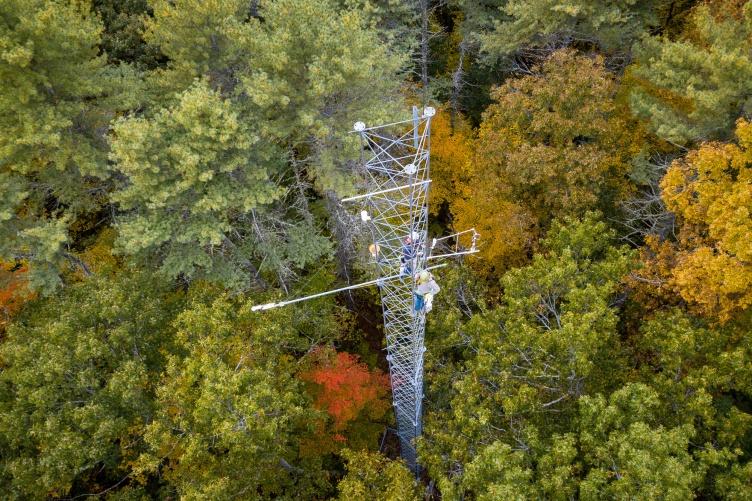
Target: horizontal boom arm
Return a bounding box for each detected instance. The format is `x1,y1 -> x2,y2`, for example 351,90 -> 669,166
251,263 -> 447,312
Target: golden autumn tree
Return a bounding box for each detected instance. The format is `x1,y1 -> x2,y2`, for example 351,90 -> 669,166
625,235 -> 682,315
429,107 -> 474,217
452,50 -> 643,274
658,119 -> 752,322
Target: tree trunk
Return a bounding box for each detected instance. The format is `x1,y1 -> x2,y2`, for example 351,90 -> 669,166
419,0 -> 430,106
450,39 -> 467,131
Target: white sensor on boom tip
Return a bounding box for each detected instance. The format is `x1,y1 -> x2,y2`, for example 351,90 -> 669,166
353,121 -> 366,132
423,107 -> 436,117
251,303 -> 277,312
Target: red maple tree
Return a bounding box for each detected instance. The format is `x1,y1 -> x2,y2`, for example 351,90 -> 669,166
0,262 -> 34,335
300,347 -> 390,444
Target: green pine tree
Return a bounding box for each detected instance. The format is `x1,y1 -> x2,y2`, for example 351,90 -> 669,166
630,3 -> 752,144
0,0 -> 140,291
111,81 -> 287,288
113,0 -> 407,288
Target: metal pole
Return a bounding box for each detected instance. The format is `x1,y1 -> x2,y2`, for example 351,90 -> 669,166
340,180 -> 432,202
251,263 -> 447,311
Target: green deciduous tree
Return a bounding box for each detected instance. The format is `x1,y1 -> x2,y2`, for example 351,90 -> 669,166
336,449 -> 420,501
421,213 -> 634,498
636,310 -> 752,427
0,0 -> 140,291
715,461 -> 752,500
460,437 -> 578,501
422,233 -> 752,499
135,292 -> 344,499
634,310 -> 752,495
578,383 -> 703,500
0,270 -> 184,498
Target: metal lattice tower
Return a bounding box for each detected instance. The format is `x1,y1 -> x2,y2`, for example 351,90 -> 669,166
344,107 -> 432,470
252,107 -> 478,473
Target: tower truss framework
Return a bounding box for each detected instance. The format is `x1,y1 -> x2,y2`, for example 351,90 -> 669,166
347,107 -> 433,470
252,107 -> 479,473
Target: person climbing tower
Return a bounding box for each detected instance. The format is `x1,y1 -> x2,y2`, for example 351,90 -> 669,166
368,243 -> 385,263
414,270 -> 440,313
400,232 -> 420,276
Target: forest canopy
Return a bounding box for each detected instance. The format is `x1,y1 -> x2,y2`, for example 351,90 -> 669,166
1,0 -> 751,499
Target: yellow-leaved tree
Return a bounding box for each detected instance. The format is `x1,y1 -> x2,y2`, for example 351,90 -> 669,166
659,119 -> 752,322
429,107 -> 474,217
450,50 -> 642,274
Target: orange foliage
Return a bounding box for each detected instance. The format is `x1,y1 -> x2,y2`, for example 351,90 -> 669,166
0,261 -> 35,334
626,236 -> 681,312
429,107 -> 533,276
300,348 -> 390,432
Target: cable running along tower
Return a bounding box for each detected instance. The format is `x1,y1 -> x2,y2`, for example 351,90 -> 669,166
252,107 -> 479,472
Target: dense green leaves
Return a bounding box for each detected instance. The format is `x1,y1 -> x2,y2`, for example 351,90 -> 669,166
336,449 -> 419,500
421,214 -> 751,497
137,296 -> 329,499
483,0 -> 669,57
108,0 -> 407,289
578,384 -> 702,500
0,272 -> 358,498
143,0 -> 251,99
0,271 -> 183,498
93,0 -> 162,68
241,0 -> 407,193
112,81 -> 285,287
421,213 -> 635,498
